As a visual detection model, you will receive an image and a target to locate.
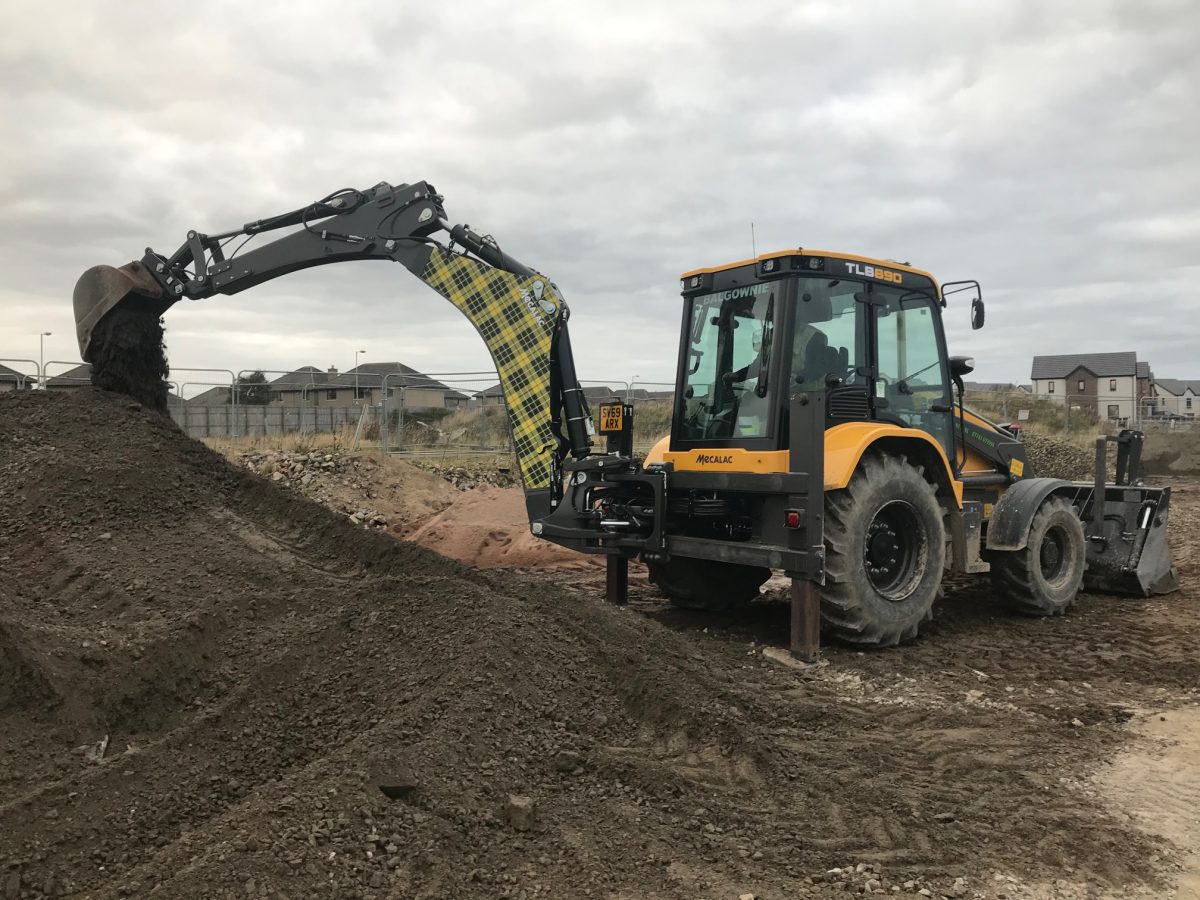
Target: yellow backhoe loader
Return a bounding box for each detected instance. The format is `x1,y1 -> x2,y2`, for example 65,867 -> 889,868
72,180 -> 1177,658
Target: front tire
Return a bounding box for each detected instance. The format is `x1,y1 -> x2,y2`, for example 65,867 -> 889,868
647,558 -> 770,611
990,497 -> 1086,616
822,453 -> 946,647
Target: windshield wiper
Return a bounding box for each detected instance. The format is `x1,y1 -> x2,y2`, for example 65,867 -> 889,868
896,359 -> 941,392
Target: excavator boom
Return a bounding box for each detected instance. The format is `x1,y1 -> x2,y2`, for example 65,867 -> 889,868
72,180 -> 599,521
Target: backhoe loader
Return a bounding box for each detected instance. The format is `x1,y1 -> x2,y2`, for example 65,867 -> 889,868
72,180 -> 1178,657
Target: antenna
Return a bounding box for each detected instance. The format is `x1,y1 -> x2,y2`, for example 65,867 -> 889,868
750,222 -> 757,257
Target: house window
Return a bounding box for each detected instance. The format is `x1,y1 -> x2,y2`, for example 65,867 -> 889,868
1188,398 -> 1194,410
1109,379 -> 1116,391
1077,380 -> 1085,392
386,387 -> 395,398
1107,404 -> 1119,418
354,386 -> 369,400
326,389 -> 337,401
1048,382 -> 1055,393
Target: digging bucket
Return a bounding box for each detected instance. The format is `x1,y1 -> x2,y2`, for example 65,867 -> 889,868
72,262 -> 169,361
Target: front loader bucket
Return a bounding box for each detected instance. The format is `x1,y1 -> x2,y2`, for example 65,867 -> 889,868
72,261 -> 167,361
1084,485 -> 1179,597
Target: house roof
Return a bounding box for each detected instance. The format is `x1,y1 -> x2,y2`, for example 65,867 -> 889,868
1155,378 -> 1200,397
331,363 -> 468,400
1030,352 -> 1138,379
475,383 -> 505,398
268,366 -> 338,389
0,363 -> 33,387
186,386 -> 231,405
44,363 -> 93,386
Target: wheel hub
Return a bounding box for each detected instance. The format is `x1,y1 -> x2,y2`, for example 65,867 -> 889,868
863,500 -> 923,600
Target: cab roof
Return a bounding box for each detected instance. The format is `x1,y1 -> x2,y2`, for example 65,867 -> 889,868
680,249 -> 937,285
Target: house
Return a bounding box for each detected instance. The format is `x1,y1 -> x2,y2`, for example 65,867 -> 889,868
44,363 -> 93,390
267,366 -> 340,406
1029,352 -> 1152,423
0,363 -> 32,391
1153,379 -> 1200,419
472,383 -> 507,407
186,386 -> 232,406
325,362 -> 469,410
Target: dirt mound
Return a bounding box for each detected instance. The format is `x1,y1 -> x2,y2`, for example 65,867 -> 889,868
0,388 -> 1182,898
407,484 -> 599,569
1142,430 -> 1200,477
1022,430 -> 1097,481
229,447 -> 459,535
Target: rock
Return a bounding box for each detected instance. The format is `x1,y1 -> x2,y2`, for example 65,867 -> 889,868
99,532 -> 112,541
1071,718 -> 1085,727
553,750 -> 582,773
271,472 -> 284,481
933,811 -> 956,823
503,794 -> 537,831
740,894 -> 757,900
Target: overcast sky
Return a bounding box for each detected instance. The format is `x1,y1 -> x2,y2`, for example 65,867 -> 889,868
1,0 -> 1196,396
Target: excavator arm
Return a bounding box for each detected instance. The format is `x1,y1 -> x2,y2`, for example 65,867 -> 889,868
73,180 -> 600,523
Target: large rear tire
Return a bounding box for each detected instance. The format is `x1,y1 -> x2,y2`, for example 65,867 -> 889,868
822,453 -> 946,647
990,497 -> 1085,616
647,558 -> 771,611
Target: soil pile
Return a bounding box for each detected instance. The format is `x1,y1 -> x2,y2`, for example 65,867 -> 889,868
231,448 -> 458,535
0,389 -> 1181,899
1022,431 -> 1096,481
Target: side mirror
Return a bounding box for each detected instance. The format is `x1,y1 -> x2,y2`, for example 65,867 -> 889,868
971,298 -> 985,330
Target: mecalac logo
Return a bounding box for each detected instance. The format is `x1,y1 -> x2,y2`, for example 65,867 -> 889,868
695,453 -> 734,464
843,261 -> 903,284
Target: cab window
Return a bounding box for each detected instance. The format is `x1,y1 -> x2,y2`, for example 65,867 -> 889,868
874,288 -> 951,449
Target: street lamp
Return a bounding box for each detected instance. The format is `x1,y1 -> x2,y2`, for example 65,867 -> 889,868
354,349 -> 366,404
39,332 -> 51,388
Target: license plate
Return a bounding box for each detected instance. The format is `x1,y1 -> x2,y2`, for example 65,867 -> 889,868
598,402 -> 624,434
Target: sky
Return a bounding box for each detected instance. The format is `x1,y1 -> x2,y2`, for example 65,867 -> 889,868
1,0 -> 1197,396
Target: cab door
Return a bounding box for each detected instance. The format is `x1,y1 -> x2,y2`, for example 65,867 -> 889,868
871,287 -> 954,457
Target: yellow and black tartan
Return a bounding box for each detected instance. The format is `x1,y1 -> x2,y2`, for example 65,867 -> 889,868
419,249 -> 562,491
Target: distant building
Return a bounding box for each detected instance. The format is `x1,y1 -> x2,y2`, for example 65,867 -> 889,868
267,366 -> 340,407
186,386 -> 232,406
1153,379 -> 1199,419
44,363 -> 93,391
0,363 -> 32,391
331,363 -> 468,410
1029,352 -> 1154,424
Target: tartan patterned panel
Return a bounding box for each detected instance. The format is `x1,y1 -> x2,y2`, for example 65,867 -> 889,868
419,249 -> 562,491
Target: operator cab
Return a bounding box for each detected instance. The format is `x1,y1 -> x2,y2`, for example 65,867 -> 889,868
674,250 -> 959,462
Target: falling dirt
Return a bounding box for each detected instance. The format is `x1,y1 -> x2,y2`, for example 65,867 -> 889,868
1,389 -> 1198,899
86,295 -> 170,412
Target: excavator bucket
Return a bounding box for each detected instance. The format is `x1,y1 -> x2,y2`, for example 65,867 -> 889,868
72,262 -> 167,361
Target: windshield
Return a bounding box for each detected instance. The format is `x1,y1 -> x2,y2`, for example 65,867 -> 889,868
678,283 -> 777,441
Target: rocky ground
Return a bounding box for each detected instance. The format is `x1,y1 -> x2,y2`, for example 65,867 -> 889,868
2,388 -> 1198,900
